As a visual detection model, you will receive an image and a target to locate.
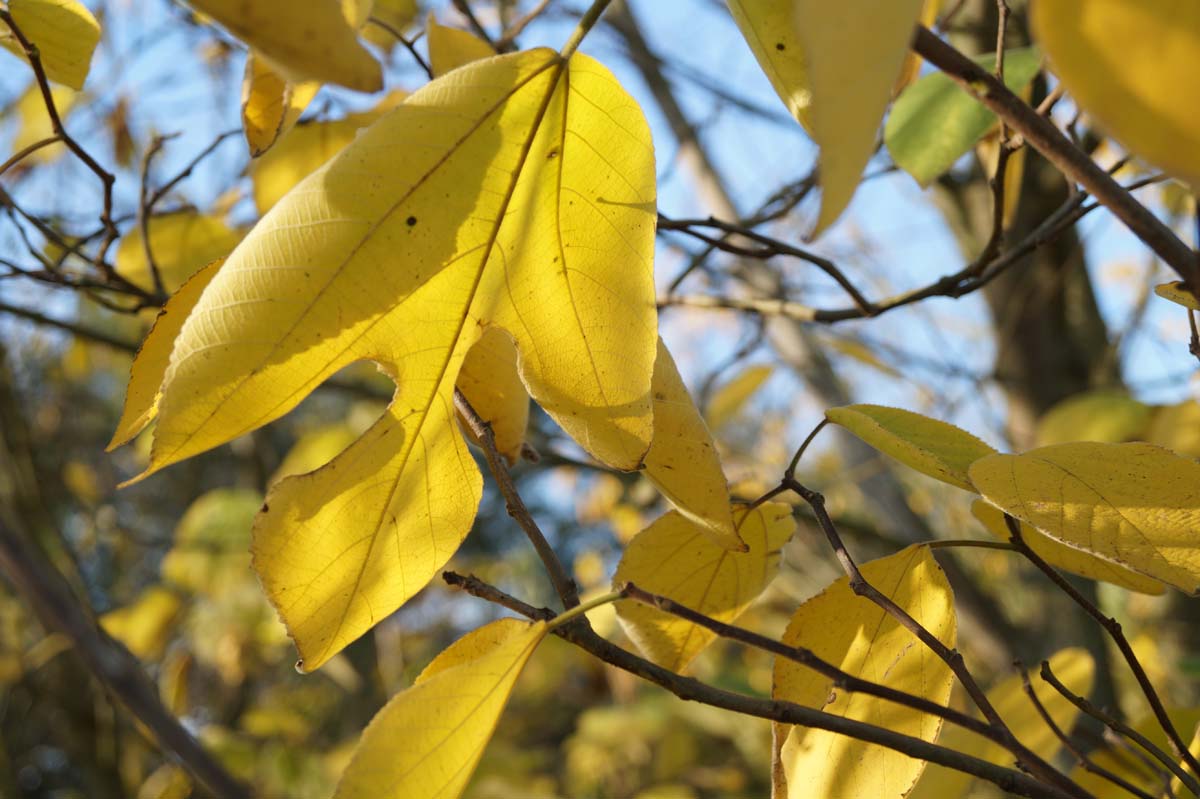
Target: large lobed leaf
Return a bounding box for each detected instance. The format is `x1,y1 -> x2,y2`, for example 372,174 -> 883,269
772,545 -> 956,799
118,50 -> 658,670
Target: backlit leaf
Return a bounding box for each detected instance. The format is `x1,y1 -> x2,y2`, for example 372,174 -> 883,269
124,50 -> 656,670
362,0 -> 420,49
794,0 -> 926,235
1155,281 -> 1200,311
826,404 -> 996,492
161,488 -> 262,595
427,15 -> 495,77
613,502 -> 794,672
101,586 -> 183,661
455,328 -> 528,464
643,339 -> 740,550
1032,0 -> 1200,187
108,259 -> 224,451
241,53 -> 320,157
969,443 -> 1200,593
115,212 -> 242,294
972,500 -> 1164,594
271,423 -> 361,484
725,0 -> 812,130
909,648 -> 1094,799
885,47 -> 1042,186
335,618 -> 546,799
10,81 -> 73,164
772,545 -> 956,799
2,0 -> 100,90
186,0 -> 383,93
705,364 -> 772,431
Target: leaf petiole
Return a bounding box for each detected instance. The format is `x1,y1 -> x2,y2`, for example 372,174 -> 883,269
547,589 -> 623,630
559,0 -> 615,59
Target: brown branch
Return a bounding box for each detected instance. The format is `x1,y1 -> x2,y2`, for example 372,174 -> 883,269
366,16 -> 432,79
452,389 -> 579,609
1006,517 -> 1200,785
442,571 -> 1082,799
137,134 -> 180,301
911,26 -> 1198,289
496,0 -> 552,51
0,518 -> 250,799
0,134 -> 61,176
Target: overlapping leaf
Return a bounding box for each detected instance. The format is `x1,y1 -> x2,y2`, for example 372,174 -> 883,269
1033,0 -> 1200,187
725,0 -> 813,130
428,15 -> 496,77
115,212 -> 243,294
909,648 -> 1094,799
826,404 -> 997,492
969,442 -> 1200,593
241,53 -> 321,157
118,50 -> 657,670
336,618 -> 546,799
186,0 -> 382,93
613,502 -> 794,672
2,0 -> 100,90
455,328 -> 528,464
772,545 -> 956,799
971,500 -> 1164,594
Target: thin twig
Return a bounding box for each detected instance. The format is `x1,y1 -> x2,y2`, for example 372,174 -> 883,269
366,16 -> 433,79
496,0 -> 552,51
0,134 -> 61,176
137,133 -> 181,300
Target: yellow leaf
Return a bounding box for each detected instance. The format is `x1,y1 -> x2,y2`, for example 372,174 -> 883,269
613,503 -> 794,672
643,339 -> 740,549
795,0 -> 926,235
972,500 -> 1164,594
1146,400 -> 1200,459
3,0 -> 100,90
1034,390 -> 1152,447
909,648 -> 1094,799
704,364 -> 772,431
1032,0 -> 1200,187
335,618 -> 546,799
1155,281 -> 1200,311
160,488 -> 262,595
115,213 -> 242,294
271,422 -> 361,484
826,404 -> 996,492
456,327 -> 529,464
427,14 -> 496,77
108,258 -> 224,451
101,586 -> 183,661
241,53 -> 321,157
126,50 -> 656,670
10,81 -> 73,164
772,545 -> 956,799
725,0 -> 813,131
893,0 -> 941,95
362,0 -> 420,49
250,93 -> 405,214
186,0 -> 382,93
976,127 -> 1026,228
969,442 -> 1200,593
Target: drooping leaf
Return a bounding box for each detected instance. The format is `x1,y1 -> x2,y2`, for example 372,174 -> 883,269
909,648 -> 1094,799
1034,390 -> 1153,447
334,618 -> 546,799
972,500 -> 1164,594
794,0 -> 926,235
826,404 -> 996,492
108,259 -> 224,451
724,0 -> 812,130
2,0 -> 100,90
885,47 -> 1042,186
123,50 -> 656,670
427,14 -> 495,77
455,328 -> 528,464
1032,0 -> 1200,187
643,339 -> 740,549
705,364 -> 773,431
1155,281 -> 1200,311
241,53 -> 321,157
772,545 -> 956,799
185,0 -> 383,93
115,212 -> 242,294
613,502 -> 794,672
969,442 -> 1200,593
892,0 -> 942,96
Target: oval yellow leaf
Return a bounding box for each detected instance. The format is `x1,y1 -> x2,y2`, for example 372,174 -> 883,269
456,327 -> 529,464
643,339 -> 740,550
909,647 -> 1094,799
725,0 -> 813,131
241,52 -> 321,157
772,545 -> 956,799
826,404 -> 997,492
969,442 -> 1200,593
108,258 -> 225,452
1034,390 -> 1153,447
1033,0 -> 1200,187
972,500 -> 1164,594
613,502 -> 794,672
1155,281 -> 1200,311
187,0 -> 382,93
100,586 -> 183,661
795,0 -> 926,235
128,50 -> 656,670
4,0 -> 100,90
115,211 -> 242,294
427,15 -> 496,78
335,618 -> 546,799
705,364 -> 773,432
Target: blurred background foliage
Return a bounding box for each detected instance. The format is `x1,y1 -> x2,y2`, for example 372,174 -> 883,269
1,0 -> 1199,797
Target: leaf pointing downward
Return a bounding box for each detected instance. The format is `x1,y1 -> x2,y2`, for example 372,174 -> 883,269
126,50 -> 657,670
